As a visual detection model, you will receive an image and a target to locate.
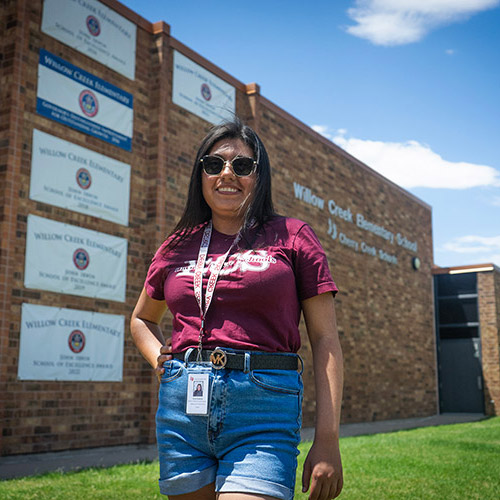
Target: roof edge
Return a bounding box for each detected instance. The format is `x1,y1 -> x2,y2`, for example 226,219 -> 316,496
432,263 -> 499,275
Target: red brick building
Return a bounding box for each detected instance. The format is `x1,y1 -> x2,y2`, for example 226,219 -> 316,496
1,0 -> 477,459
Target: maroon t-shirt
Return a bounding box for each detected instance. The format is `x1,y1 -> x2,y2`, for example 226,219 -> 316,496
145,216 -> 337,353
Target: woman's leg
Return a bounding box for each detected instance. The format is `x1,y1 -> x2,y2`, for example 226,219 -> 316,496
218,494 -> 280,500
168,482 -> 217,500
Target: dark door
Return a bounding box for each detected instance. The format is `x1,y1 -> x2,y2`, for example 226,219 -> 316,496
439,338 -> 484,413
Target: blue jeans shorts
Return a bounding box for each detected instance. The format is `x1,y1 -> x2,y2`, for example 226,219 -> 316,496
156,348 -> 303,499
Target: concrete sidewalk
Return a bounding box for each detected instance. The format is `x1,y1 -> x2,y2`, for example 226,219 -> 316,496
301,412 -> 487,441
0,413 -> 487,480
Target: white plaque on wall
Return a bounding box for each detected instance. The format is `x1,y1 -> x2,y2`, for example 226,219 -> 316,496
30,129 -> 131,226
18,303 -> 124,381
172,50 -> 236,125
41,0 -> 136,80
24,215 -> 128,302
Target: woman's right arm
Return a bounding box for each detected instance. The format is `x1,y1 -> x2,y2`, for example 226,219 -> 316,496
130,288 -> 169,375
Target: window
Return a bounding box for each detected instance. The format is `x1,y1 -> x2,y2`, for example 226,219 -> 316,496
435,273 -> 479,339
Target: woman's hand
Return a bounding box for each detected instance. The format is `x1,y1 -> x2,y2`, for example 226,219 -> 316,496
155,338 -> 173,382
302,440 -> 343,499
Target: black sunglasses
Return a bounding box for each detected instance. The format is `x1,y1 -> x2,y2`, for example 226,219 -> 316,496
200,155 -> 257,177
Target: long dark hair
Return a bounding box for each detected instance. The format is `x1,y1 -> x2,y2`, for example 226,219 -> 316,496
165,118 -> 276,250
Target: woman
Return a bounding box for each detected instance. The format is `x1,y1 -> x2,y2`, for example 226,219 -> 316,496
131,118 -> 343,500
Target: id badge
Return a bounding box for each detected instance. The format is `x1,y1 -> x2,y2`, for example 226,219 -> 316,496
186,372 -> 209,415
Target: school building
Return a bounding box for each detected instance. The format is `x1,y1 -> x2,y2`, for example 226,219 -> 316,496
1,0 -> 499,461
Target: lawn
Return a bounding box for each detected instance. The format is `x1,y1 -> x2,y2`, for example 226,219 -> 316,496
1,417 -> 499,499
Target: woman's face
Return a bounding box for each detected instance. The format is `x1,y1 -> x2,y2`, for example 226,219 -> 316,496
201,138 -> 257,228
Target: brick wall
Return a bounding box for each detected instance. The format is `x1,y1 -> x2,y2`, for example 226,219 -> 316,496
1,0 -> 32,457
1,0 -> 168,455
478,270 -> 500,415
257,101 -> 436,423
1,0 -> 437,456
496,270 -> 500,412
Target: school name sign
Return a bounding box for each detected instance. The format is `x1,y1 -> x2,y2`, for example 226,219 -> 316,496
24,215 -> 128,302
293,181 -> 419,266
30,129 -> 131,225
172,50 -> 236,125
41,0 -> 137,80
37,49 -> 133,151
18,303 -> 124,382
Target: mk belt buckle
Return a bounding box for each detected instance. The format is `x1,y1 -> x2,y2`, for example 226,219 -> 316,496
210,348 -> 227,370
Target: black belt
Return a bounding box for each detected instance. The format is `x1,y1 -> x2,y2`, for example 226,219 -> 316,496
172,348 -> 299,371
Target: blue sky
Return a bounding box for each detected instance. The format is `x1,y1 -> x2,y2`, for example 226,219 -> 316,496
120,0 -> 500,268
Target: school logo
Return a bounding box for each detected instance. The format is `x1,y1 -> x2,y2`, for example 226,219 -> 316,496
68,330 -> 86,353
175,250 -> 277,277
76,168 -> 92,190
86,15 -> 101,37
73,248 -> 90,270
79,90 -> 99,118
201,83 -> 212,101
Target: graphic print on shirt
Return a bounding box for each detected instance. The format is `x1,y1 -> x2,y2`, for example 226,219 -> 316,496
174,250 -> 277,277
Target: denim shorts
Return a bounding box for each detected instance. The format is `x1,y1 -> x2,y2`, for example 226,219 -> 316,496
156,349 -> 303,500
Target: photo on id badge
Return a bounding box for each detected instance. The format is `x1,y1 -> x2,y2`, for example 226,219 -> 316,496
186,373 -> 209,415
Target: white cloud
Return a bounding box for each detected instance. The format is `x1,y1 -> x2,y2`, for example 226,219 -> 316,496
346,0 -> 500,46
311,125 -> 333,140
311,125 -> 500,190
445,48 -> 455,55
443,235 -> 500,253
442,235 -> 500,265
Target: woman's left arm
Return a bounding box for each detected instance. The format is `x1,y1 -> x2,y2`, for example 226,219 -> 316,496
301,292 -> 344,500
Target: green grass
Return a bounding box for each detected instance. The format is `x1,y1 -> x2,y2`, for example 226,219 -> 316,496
296,416 -> 500,500
1,417 -> 499,499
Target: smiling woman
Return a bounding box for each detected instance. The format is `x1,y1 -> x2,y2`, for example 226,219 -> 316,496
130,118 -> 344,500
201,138 -> 257,235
